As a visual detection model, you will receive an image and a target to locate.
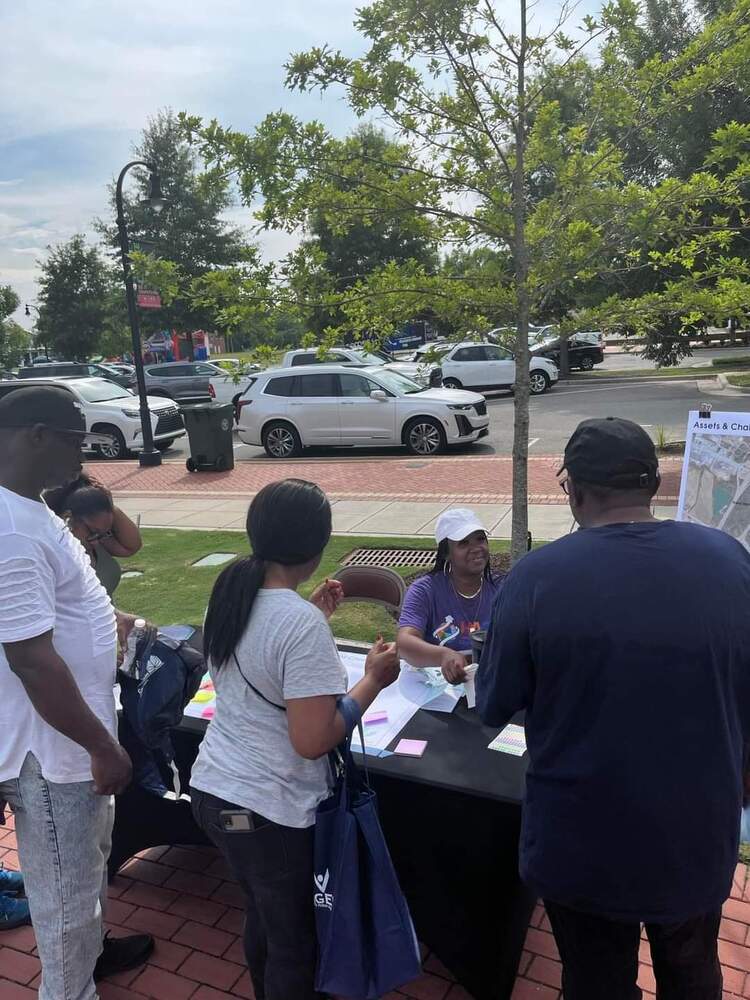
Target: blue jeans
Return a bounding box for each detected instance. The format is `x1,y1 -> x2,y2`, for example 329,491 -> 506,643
0,752 -> 113,1000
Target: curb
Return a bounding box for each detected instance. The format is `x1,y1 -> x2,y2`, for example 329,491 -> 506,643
559,374 -> 716,385
718,373 -> 750,394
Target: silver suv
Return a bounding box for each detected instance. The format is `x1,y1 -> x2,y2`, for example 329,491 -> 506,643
131,361 -> 226,403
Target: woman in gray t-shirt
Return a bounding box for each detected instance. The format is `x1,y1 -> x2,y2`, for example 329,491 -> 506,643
190,478 -> 400,1000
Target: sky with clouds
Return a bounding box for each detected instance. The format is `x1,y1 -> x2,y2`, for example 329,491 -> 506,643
1,0 -> 597,330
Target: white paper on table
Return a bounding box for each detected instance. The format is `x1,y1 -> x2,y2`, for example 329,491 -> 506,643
408,654 -> 470,713
420,685 -> 463,713
339,652 -> 453,750
398,665 -> 462,713
488,723 -> 527,757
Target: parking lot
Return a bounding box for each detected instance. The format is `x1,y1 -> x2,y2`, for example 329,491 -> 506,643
144,375 -> 750,464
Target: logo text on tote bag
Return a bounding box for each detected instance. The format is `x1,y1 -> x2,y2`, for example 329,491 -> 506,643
313,870 -> 333,910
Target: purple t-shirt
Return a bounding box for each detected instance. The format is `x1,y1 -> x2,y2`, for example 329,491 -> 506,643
399,573 -> 504,653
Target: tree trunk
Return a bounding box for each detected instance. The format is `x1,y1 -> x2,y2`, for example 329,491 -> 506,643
185,330 -> 195,361
510,0 -> 530,566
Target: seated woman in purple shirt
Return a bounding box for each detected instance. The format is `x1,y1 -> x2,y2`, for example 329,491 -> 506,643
398,508 -> 504,684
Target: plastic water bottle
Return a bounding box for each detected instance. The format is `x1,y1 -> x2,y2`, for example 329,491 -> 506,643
121,618 -> 147,677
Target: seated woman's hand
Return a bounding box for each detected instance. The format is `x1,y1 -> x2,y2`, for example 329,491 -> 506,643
309,578 -> 345,619
440,648 -> 469,685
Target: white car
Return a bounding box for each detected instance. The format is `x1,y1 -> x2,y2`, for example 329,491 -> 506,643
280,347 -> 429,385
3,377 -> 186,460
236,364 -> 490,458
435,341 -> 559,395
208,366 -> 263,408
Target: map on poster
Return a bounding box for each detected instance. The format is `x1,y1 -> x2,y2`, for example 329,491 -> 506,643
677,411 -> 750,551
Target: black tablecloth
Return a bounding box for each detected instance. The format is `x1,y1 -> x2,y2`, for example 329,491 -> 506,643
111,647 -> 534,1000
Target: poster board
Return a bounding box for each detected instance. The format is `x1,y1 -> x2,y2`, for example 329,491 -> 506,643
676,410 -> 750,551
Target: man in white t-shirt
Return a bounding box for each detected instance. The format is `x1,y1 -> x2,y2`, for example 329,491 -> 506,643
0,386 -> 154,999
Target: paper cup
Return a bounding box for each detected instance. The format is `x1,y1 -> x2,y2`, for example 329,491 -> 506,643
464,664 -> 479,709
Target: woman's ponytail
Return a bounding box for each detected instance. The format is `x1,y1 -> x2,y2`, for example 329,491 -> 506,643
204,555 -> 267,667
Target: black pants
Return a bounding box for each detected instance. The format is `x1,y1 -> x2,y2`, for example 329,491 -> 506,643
191,787 -> 322,1000
545,900 -> 723,1000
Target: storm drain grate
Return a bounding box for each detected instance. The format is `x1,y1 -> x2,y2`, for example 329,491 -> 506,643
342,547 -> 434,569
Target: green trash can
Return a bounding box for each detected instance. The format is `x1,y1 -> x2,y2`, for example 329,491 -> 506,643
182,403 -> 235,472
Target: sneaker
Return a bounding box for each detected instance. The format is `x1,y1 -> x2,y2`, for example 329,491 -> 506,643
94,931 -> 154,981
0,868 -> 23,895
0,894 -> 30,930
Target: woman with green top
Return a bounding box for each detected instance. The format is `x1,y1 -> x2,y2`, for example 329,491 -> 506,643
45,474 -> 142,596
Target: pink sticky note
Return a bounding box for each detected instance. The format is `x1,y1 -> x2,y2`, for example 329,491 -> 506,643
201,707 -> 215,719
364,711 -> 389,725
394,739 -> 427,758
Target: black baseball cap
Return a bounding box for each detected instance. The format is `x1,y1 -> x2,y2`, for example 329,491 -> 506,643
0,385 -> 113,445
559,417 -> 659,489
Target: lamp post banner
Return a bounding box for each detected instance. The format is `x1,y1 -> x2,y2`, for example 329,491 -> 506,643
137,290 -> 162,309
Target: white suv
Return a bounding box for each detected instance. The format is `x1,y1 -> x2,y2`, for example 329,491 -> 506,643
0,377 -> 185,459
436,341 -> 559,395
280,347 -> 429,385
236,364 -> 489,458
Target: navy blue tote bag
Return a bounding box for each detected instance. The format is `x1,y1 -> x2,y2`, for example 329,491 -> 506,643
313,730 -> 422,999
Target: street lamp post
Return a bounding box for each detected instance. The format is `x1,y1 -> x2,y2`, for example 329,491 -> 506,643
115,161 -> 167,468
24,303 -> 49,360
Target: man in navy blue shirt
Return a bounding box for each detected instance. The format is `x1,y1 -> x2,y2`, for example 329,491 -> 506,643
477,417 -> 750,1000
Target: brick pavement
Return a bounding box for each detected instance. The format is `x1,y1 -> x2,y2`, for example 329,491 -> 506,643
88,455 -> 684,506
1,810 -> 748,999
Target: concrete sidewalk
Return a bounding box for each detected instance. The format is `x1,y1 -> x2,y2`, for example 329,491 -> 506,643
115,494 -> 680,541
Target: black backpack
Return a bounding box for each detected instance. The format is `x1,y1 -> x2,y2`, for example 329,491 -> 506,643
118,628 -> 205,795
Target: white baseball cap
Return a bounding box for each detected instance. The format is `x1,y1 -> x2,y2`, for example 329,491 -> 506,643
435,508 -> 486,544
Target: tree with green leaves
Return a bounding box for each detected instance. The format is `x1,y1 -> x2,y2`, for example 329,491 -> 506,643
99,109 -> 252,358
296,124 -> 439,335
0,284 -> 29,370
183,0 -> 750,560
36,236 -> 113,360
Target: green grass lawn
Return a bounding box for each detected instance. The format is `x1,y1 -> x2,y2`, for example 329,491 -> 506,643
116,529 -> 512,643
581,361 -> 750,379
727,372 -> 750,387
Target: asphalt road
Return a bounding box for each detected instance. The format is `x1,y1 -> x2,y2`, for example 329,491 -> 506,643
602,344 -> 750,370
149,376 -> 750,463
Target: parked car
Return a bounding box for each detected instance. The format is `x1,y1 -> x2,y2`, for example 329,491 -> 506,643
280,347 -> 429,385
16,361 -> 132,387
236,364 -> 489,458
0,377 -> 185,459
208,365 -> 263,410
410,342 -> 454,362
134,361 -> 228,403
101,362 -> 136,378
530,329 -> 604,371
354,346 -> 394,362
432,342 -> 559,394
